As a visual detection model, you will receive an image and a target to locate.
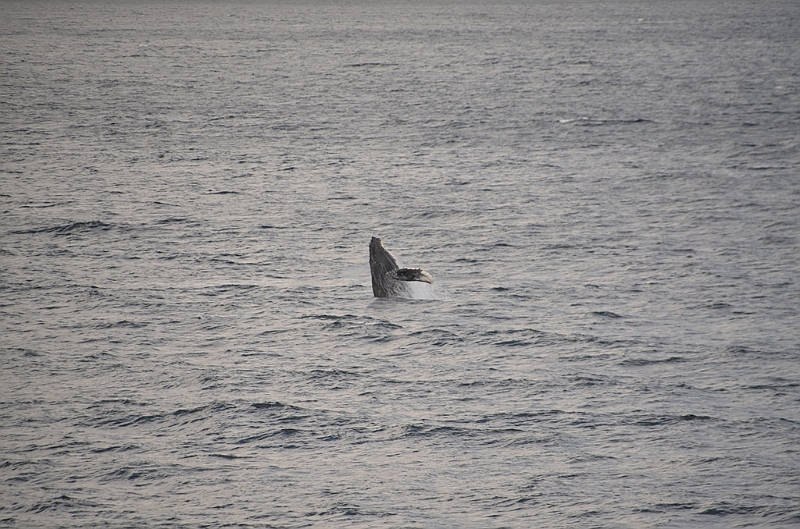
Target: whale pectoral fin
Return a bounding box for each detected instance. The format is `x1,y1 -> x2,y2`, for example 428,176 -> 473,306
394,268 -> 434,284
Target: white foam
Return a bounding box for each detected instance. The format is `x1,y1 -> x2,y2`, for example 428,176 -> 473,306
398,281 -> 451,301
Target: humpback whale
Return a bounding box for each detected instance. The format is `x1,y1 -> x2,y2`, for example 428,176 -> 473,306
369,237 -> 433,298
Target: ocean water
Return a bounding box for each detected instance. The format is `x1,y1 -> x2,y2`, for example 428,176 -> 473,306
1,1 -> 799,527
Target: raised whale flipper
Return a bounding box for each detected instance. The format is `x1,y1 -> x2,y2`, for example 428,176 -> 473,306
369,237 -> 434,297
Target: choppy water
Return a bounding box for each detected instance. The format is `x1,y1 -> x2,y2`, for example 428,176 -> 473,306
2,1 -> 799,527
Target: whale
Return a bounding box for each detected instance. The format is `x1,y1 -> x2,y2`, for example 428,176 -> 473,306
369,237 -> 433,298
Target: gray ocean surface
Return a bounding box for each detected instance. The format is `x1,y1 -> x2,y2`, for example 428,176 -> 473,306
2,1 -> 799,527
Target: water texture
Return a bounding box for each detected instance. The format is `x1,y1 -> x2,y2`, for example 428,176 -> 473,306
1,1 -> 799,527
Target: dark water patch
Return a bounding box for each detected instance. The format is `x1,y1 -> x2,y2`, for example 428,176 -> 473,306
707,302 -> 732,309
474,241 -> 516,251
238,428 -> 304,446
172,404 -> 219,417
198,283 -> 258,297
479,328 -> 551,348
399,424 -> 474,440
311,502 -> 397,520
155,216 -> 187,224
210,282 -> 257,290
252,401 -> 303,411
10,348 -> 44,358
619,356 -> 686,366
591,311 -> 623,318
637,502 -> 698,513
309,368 -> 359,380
304,313 -> 403,332
491,495 -> 541,508
559,117 -> 653,127
19,202 -> 64,209
90,444 -> 139,454
86,398 -> 141,407
407,328 -> 462,346
92,411 -> 167,429
723,345 -> 761,356
208,453 -> 245,460
678,414 -> 713,421
103,464 -> 173,483
698,502 -> 765,516
304,313 -> 361,321
8,220 -> 113,236
343,62 -> 396,68
79,351 -> 120,362
746,380 -> 800,392
495,339 -> 533,346
92,319 -> 147,329
254,398 -> 321,421
542,243 -> 575,250
258,323 -> 292,336
634,414 -> 713,427
53,220 -> 113,236
277,414 -> 309,424
477,410 -> 575,430
29,494 -> 98,514
0,459 -> 47,472
567,375 -> 617,387
759,234 -> 796,245
459,377 -> 533,390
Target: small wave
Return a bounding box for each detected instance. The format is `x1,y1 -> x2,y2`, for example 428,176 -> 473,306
620,356 -> 686,366
408,328 -> 462,346
343,62 -> 396,68
252,401 -> 303,411
569,375 -> 617,387
633,414 -> 713,427
237,428 -> 304,446
172,405 -> 208,416
591,311 -> 623,318
698,503 -> 765,516
93,320 -> 147,329
558,117 -> 653,126
303,313 -> 403,332
208,453 -> 245,460
20,202 -> 63,209
9,220 -> 113,236
480,327 -> 551,347
399,424 -> 472,439
89,444 -> 139,454
29,495 -> 98,514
